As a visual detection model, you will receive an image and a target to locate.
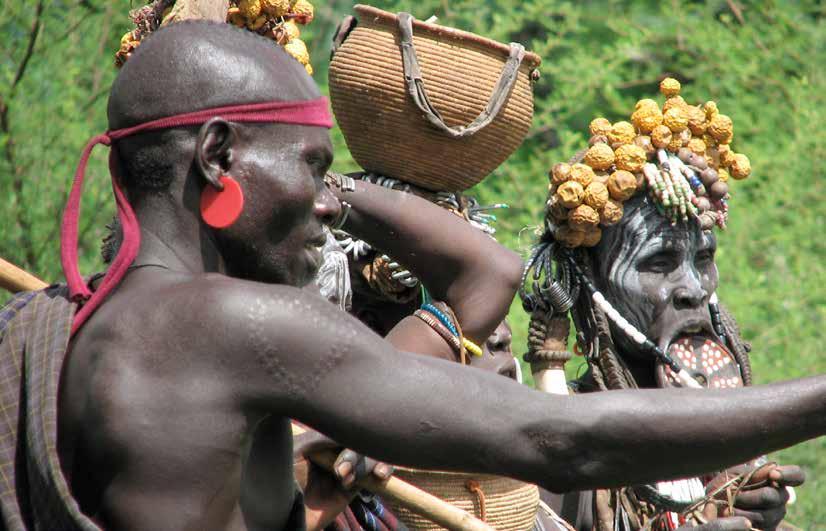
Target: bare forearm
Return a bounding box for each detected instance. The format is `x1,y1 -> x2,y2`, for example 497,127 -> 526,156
335,180 -> 522,340
237,287 -> 826,496
515,378 -> 826,492
289,333 -> 826,494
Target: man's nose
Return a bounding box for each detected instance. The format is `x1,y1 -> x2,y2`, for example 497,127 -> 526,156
314,184 -> 342,227
672,273 -> 708,310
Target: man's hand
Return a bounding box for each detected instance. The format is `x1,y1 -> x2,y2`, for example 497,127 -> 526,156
332,448 -> 394,490
705,464 -> 805,531
293,425 -> 393,530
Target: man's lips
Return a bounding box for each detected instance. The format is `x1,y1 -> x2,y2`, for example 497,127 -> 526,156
307,232 -> 326,248
304,233 -> 326,272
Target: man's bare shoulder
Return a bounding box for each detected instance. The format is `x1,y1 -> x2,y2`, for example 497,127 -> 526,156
87,271 -> 361,370
99,271 -> 325,332
67,271 -> 363,420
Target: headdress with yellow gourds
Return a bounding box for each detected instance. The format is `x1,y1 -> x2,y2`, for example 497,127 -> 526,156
546,77 -> 751,248
116,0 -> 316,75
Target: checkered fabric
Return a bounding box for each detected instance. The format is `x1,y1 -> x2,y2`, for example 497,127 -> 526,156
327,495 -> 405,531
0,286 -> 101,530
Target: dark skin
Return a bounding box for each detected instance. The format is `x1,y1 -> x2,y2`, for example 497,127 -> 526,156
330,178 -> 521,361
569,194 -> 804,530
294,180 -> 523,528
294,184 -> 519,527
325,177 -> 519,379
55,23 -> 826,531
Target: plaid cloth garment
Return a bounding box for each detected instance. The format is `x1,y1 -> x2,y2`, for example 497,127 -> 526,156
0,287 -> 101,531
327,495 -> 406,531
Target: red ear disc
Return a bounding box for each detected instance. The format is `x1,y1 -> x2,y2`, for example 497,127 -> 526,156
200,176 -> 244,229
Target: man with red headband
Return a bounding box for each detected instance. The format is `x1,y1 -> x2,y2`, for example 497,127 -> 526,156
4,20 -> 826,531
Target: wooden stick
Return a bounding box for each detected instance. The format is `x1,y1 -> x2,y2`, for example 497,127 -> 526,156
310,450 -> 494,531
0,257 -> 48,294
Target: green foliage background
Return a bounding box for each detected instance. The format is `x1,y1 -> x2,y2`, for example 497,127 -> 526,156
1,0 -> 823,525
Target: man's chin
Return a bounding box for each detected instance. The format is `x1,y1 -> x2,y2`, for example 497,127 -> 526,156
226,263 -> 288,286
287,260 -> 321,289
223,257 -> 319,288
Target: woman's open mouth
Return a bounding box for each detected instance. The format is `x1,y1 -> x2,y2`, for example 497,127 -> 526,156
658,320 -> 743,389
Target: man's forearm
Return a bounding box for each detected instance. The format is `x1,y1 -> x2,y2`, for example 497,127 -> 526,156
511,377 -> 826,492
334,179 -> 522,340
293,328 -> 826,494
238,286 -> 826,498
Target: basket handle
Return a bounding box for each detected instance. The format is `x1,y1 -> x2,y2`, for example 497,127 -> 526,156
397,12 -> 526,139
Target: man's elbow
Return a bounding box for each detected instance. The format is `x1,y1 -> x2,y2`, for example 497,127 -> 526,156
535,454 -> 620,494
478,248 -> 523,299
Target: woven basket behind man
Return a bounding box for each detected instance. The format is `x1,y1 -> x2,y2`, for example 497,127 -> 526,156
329,5 -> 541,192
384,467 -> 540,530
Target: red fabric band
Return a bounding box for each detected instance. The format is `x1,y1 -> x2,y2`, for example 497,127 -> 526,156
60,97 -> 333,336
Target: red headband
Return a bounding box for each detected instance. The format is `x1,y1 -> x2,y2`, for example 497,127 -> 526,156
61,97 -> 333,335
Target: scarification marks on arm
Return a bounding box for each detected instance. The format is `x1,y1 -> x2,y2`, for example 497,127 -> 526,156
245,296 -> 350,402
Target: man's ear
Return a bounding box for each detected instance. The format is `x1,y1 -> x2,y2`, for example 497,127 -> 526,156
196,117 -> 237,190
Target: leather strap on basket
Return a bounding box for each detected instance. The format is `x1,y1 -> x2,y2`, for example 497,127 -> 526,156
397,12 -> 526,138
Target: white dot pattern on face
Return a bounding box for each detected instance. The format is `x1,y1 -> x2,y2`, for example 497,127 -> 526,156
665,338 -> 742,389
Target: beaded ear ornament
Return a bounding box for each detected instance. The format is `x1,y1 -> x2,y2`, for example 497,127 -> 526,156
546,77 -> 751,248
116,0 -> 317,75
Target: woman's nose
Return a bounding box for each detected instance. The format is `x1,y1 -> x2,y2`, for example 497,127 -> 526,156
672,281 -> 707,310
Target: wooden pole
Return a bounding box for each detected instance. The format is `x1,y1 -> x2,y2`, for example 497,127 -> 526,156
310,451 -> 495,531
0,257 -> 48,293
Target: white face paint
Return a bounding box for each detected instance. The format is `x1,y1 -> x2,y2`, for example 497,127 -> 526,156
591,194 -> 719,361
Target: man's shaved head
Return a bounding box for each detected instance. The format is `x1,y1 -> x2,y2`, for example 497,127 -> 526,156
107,21 -> 320,194
108,20 -> 318,128
99,20 -> 337,288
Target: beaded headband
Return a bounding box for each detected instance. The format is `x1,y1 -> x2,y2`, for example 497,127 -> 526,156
546,77 -> 751,248
117,0 -> 317,75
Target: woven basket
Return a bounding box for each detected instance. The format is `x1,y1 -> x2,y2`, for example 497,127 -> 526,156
329,5 -> 541,191
385,467 -> 539,530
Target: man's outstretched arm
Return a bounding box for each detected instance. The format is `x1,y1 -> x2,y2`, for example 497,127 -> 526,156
221,281 -> 826,494
332,179 -> 522,344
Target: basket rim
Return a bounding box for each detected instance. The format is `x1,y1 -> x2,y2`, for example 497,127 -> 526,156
353,4 -> 542,69
391,466 -> 532,483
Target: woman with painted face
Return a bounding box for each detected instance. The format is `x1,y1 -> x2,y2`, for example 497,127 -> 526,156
528,79 -> 800,531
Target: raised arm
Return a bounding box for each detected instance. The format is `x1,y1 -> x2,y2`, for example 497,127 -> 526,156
331,178 -> 522,344
221,280 -> 826,494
